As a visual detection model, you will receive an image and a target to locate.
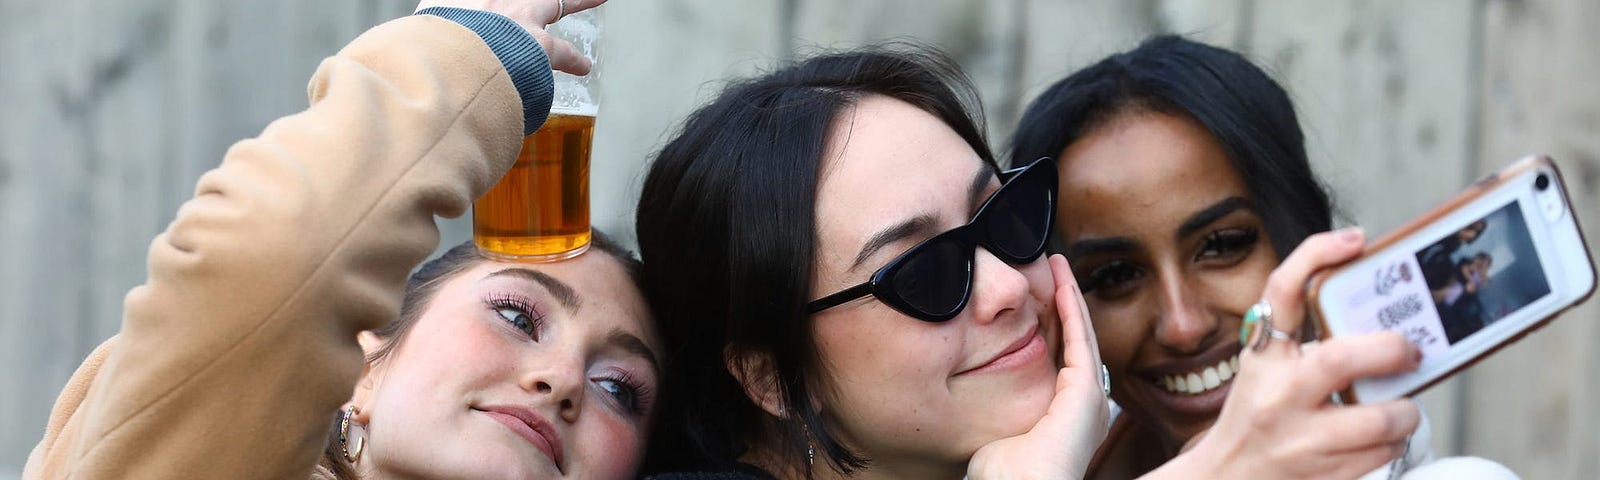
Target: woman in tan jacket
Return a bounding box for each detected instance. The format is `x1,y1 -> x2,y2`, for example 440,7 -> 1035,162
23,0 -> 665,478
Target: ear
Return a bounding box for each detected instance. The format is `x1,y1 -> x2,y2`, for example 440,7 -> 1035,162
345,331 -> 386,423
724,345 -> 787,419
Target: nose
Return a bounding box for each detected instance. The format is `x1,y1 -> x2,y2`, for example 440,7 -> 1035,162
1151,273 -> 1217,352
966,247 -> 1031,325
522,353 -> 584,424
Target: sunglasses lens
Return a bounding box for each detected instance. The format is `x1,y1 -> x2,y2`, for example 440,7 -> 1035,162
888,238 -> 970,318
982,167 -> 1053,262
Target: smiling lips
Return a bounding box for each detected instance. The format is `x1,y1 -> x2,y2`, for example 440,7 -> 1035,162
1135,342 -> 1245,416
957,325 -> 1047,376
477,405 -> 564,471
1159,354 -> 1240,395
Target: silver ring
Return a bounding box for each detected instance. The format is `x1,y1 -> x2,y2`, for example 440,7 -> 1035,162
554,0 -> 566,23
1100,364 -> 1111,397
1242,300 -> 1297,352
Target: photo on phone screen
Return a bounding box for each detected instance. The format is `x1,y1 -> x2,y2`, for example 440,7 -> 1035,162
1412,202 -> 1551,345
1336,199 -> 1551,360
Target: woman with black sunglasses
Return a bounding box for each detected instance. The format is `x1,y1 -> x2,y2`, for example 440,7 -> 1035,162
636,45 -> 1422,480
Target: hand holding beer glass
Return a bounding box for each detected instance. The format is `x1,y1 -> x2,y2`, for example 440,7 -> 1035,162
474,9 -> 600,261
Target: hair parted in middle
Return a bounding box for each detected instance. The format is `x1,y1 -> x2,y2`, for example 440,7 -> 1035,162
1009,35 -> 1334,259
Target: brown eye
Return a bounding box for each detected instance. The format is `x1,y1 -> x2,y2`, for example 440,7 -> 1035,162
1195,228 -> 1259,263
1081,260 -> 1143,299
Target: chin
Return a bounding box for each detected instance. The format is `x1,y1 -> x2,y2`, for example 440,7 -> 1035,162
980,378 -> 1057,440
1167,417 -> 1219,449
449,444 -> 559,479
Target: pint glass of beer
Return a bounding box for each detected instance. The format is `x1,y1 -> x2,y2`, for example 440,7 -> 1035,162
474,11 -> 600,261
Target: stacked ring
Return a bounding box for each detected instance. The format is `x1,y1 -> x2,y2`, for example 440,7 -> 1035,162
1241,300 -> 1297,352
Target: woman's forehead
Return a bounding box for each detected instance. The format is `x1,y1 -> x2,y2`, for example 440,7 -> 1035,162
815,97 -> 991,222
470,255 -> 652,329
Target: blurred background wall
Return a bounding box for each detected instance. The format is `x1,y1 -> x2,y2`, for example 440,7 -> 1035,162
2,0 -> 1597,477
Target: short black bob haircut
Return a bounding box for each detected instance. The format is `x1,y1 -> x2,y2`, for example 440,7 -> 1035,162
1009,35 -> 1332,260
636,46 -> 993,476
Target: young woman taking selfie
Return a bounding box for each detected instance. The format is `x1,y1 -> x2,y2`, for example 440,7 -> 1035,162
1011,35 -> 1515,479
25,1 -> 669,478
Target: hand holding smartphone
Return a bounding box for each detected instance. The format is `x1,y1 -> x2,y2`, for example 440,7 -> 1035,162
1308,155 -> 1595,403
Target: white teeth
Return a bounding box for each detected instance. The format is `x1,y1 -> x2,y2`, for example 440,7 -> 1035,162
1159,354 -> 1241,395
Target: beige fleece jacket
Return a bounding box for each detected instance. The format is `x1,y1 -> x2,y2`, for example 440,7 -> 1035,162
24,14 -> 526,479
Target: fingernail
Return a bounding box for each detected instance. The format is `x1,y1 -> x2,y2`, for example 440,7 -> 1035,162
1339,227 -> 1365,243
1413,345 -> 1424,365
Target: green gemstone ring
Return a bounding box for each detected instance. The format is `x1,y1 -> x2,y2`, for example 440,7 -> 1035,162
1241,300 -> 1275,351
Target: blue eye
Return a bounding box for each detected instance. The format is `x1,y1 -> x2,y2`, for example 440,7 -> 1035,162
597,379 -> 637,409
593,372 -> 653,416
489,296 -> 543,341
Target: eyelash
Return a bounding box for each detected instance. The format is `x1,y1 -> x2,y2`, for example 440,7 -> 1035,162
486,293 -> 545,341
1078,227 -> 1261,299
1080,260 -> 1142,299
1195,227 -> 1259,263
594,369 -> 654,417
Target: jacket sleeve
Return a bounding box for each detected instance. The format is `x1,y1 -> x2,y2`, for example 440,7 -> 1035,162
24,13 -> 543,479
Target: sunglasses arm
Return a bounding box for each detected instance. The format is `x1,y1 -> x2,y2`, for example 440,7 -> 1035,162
806,282 -> 875,313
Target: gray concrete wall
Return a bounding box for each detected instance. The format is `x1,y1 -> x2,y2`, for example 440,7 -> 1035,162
3,1 -> 1597,477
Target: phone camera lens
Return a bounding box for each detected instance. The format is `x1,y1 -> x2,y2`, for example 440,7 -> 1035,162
1536,173 -> 1551,191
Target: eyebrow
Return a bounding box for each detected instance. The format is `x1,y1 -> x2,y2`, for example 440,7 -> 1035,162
850,214 -> 939,271
969,166 -> 996,210
1064,197 -> 1257,258
848,167 -> 993,271
607,329 -> 662,375
1176,197 -> 1256,239
484,268 -> 581,311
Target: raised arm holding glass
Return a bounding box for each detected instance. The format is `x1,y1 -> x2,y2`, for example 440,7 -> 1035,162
22,1 -> 669,479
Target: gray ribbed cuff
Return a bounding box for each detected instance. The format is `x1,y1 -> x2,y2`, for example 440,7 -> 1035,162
418,7 -> 554,135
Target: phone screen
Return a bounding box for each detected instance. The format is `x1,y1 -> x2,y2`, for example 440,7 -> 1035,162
1337,199 -> 1552,359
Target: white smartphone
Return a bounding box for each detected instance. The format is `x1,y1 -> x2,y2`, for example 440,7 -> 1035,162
1308,155 -> 1595,403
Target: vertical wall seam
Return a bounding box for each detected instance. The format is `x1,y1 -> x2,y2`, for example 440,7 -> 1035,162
1452,0 -> 1490,457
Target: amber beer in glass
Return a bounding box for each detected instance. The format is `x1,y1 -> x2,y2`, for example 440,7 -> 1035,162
473,10 -> 600,261
473,108 -> 594,260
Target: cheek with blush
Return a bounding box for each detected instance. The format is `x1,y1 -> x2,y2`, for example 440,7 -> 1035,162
574,413 -> 649,476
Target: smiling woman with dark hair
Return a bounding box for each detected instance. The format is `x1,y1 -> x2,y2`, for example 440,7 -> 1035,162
637,47 -> 1108,479
1011,35 -> 1515,479
1010,36 -> 1334,472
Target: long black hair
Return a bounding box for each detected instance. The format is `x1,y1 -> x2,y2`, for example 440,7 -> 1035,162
636,46 -> 992,476
1009,35 -> 1332,259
